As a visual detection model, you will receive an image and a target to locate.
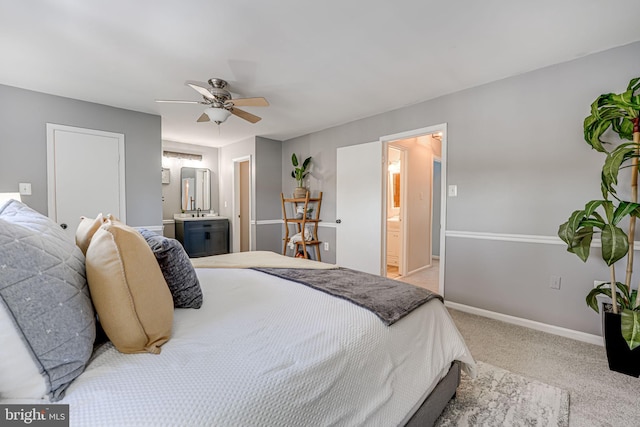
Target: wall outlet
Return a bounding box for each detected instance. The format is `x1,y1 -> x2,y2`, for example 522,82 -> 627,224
550,275 -> 561,290
447,185 -> 457,197
324,242 -> 329,251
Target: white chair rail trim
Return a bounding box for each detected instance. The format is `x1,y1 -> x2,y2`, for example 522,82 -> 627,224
253,219 -> 338,228
445,229 -> 640,250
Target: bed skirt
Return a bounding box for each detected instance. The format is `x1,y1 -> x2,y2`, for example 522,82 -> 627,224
405,360 -> 461,427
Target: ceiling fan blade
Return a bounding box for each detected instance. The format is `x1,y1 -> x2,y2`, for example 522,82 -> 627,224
231,107 -> 261,123
229,97 -> 269,107
187,83 -> 214,99
155,99 -> 201,104
196,113 -> 210,123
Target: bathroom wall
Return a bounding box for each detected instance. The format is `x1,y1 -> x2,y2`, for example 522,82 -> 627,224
161,140 -> 219,237
392,135 -> 435,273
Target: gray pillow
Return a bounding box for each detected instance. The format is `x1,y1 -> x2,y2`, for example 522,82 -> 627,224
138,228 -> 203,309
0,200 -> 95,401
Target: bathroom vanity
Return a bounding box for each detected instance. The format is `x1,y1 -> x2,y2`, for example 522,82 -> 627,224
174,215 -> 229,258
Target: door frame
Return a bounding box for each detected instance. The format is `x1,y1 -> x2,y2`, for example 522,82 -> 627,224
380,123 -> 447,296
232,155 -> 252,253
46,123 -> 126,223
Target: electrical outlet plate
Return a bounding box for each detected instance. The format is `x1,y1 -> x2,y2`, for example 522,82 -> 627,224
18,183 -> 32,196
550,275 -> 561,290
324,242 -> 329,251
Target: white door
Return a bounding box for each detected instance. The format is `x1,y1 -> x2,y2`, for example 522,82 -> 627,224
336,141 -> 383,274
47,124 -> 125,242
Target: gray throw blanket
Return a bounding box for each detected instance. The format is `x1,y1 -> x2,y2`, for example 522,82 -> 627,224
252,267 -> 443,326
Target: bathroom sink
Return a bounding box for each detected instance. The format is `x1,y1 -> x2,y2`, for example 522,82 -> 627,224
173,213 -> 223,221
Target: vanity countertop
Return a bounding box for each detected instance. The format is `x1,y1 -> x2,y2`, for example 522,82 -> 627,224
173,213 -> 227,222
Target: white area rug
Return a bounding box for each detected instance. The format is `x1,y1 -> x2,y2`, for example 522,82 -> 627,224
436,361 -> 570,426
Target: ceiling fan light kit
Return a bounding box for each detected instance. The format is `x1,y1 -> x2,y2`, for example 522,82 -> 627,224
204,107 -> 232,124
156,78 -> 268,126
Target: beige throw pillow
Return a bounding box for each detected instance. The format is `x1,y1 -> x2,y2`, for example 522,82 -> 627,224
76,213 -> 104,255
85,219 -> 173,354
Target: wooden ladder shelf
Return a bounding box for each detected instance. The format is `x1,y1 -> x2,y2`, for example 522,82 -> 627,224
281,191 -> 323,261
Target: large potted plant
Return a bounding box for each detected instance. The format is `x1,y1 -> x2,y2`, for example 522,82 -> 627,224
558,77 -> 640,376
291,153 -> 311,198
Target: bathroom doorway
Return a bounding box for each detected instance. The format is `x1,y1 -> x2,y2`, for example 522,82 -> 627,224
232,156 -> 252,253
385,145 -> 406,278
383,131 -> 443,295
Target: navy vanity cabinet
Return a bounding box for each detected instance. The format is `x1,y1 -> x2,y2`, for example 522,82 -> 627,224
175,218 -> 229,258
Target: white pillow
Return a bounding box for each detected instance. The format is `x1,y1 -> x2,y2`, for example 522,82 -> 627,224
0,302 -> 47,399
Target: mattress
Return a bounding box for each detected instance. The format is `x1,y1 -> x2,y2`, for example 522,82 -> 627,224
5,267 -> 475,426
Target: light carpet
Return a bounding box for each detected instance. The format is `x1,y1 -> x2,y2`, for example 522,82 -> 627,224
436,361 -> 569,426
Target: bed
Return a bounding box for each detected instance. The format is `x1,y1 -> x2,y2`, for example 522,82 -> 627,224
0,200 -> 475,427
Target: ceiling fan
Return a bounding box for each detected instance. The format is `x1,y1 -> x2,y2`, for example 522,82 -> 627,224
156,78 -> 269,125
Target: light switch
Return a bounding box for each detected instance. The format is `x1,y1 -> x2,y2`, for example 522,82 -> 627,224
447,185 -> 457,197
19,183 -> 32,196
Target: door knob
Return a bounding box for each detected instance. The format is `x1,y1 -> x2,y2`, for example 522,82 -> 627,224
336,219 -> 342,224
60,223 -> 68,230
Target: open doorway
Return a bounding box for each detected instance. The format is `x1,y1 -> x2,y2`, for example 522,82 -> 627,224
385,145 -> 407,279
232,156 -> 251,252
382,128 -> 445,295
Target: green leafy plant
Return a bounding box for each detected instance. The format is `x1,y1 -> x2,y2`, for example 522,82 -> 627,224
559,77 -> 640,350
291,153 -> 311,188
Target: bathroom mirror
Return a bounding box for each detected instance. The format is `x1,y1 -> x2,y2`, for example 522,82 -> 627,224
181,167 -> 211,211
391,173 -> 400,208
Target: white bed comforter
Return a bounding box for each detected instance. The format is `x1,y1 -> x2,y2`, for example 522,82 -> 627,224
42,268 -> 475,426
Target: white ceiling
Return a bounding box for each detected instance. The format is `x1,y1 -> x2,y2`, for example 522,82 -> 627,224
2,1 -> 639,147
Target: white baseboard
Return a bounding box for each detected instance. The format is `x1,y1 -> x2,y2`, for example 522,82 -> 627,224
444,301 -> 603,346
405,264 -> 431,276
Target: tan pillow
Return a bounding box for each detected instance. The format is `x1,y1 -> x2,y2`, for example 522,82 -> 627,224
75,213 -> 104,255
85,219 -> 173,354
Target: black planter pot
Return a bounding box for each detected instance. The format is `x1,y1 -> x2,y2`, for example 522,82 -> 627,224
602,311 -> 640,377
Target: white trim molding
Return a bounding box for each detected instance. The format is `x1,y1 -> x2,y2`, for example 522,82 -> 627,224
445,229 -> 640,250
252,219 -> 282,225
318,222 -> 338,229
446,230 -> 564,246
252,219 -> 339,228
445,301 -> 603,346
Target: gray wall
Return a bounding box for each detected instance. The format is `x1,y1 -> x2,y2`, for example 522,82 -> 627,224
0,84 -> 162,227
282,41 -> 640,336
255,137 -> 285,253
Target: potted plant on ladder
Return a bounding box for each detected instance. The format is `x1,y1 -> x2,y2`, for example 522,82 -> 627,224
291,153 -> 312,199
558,77 -> 640,376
